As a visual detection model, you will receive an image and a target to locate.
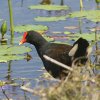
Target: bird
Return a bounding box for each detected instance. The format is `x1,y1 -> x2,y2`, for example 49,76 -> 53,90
19,31 -> 92,79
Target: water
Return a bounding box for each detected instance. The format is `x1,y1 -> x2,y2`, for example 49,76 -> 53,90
0,0 -> 99,99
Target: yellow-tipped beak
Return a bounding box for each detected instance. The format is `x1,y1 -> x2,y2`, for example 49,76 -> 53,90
19,40 -> 24,45
19,41 -> 22,45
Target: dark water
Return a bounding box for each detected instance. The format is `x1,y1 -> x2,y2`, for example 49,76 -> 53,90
0,0 -> 99,99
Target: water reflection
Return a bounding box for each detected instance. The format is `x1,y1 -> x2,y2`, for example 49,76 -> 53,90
78,18 -> 83,34
21,0 -> 24,7
60,0 -> 64,5
5,61 -> 12,82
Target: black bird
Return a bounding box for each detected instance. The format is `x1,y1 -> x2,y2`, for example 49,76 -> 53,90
19,31 -> 91,79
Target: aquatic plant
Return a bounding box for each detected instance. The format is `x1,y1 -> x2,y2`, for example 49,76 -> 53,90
64,32 -> 100,41
34,16 -> 68,22
0,45 -> 32,62
29,5 -> 69,11
80,0 -> 83,10
8,0 -> 14,38
69,10 -> 100,22
14,24 -> 48,33
0,21 -> 7,39
95,0 -> 100,4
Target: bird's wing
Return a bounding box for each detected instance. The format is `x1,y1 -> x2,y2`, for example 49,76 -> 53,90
43,47 -> 72,66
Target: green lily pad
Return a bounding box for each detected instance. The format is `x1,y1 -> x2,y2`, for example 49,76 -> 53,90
95,0 -> 100,3
69,10 -> 100,22
14,25 -> 48,33
64,32 -> 100,41
29,5 -> 69,11
0,45 -> 32,62
0,55 -> 25,62
34,16 -> 68,22
43,35 -> 54,42
53,41 -> 70,45
64,31 -> 71,34
0,81 -> 6,86
0,45 -> 31,55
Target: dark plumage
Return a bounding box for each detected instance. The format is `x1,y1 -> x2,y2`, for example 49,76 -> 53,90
19,31 -> 91,79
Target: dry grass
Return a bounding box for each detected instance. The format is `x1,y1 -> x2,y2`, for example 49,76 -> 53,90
20,60 -> 100,100
37,64 -> 100,100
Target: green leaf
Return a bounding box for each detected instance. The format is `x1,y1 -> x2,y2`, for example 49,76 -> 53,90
0,81 -> 6,86
0,45 -> 31,55
64,31 -> 71,34
64,32 -> 100,41
69,10 -> 100,22
0,45 -> 32,62
14,25 -> 48,33
29,5 -> 69,11
95,0 -> 100,3
0,55 -> 25,62
34,16 -> 68,22
43,35 -> 54,42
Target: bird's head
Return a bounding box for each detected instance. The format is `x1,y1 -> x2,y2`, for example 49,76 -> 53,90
19,31 -> 47,46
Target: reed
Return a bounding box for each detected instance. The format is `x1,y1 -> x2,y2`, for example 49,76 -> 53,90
8,0 -> 14,38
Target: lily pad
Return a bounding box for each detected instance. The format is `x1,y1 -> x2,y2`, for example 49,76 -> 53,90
0,45 -> 32,62
34,16 -> 68,22
69,10 -> 100,22
14,25 -> 48,33
95,0 -> 100,3
43,35 -> 54,42
29,5 -> 69,11
64,31 -> 71,34
64,32 -> 100,41
0,55 -> 25,62
0,45 -> 31,55
0,81 -> 6,86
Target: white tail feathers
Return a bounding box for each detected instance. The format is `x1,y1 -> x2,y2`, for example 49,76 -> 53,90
69,44 -> 78,56
87,46 -> 92,57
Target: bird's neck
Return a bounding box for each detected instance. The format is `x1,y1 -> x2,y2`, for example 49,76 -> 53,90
34,38 -> 47,49
27,33 -> 47,49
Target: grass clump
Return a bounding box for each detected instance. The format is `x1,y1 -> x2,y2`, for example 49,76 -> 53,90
40,64 -> 100,100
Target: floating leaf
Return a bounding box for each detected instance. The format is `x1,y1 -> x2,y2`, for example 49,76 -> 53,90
34,16 -> 68,22
64,26 -> 79,30
95,0 -> 100,3
29,5 -> 69,11
42,35 -> 54,42
89,27 -> 100,32
52,31 -> 62,34
53,41 -> 70,45
64,32 -> 100,41
69,10 -> 100,22
0,55 -> 25,62
0,81 -> 6,86
0,45 -> 32,62
0,45 -> 31,55
14,25 -> 48,33
64,31 -> 71,34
